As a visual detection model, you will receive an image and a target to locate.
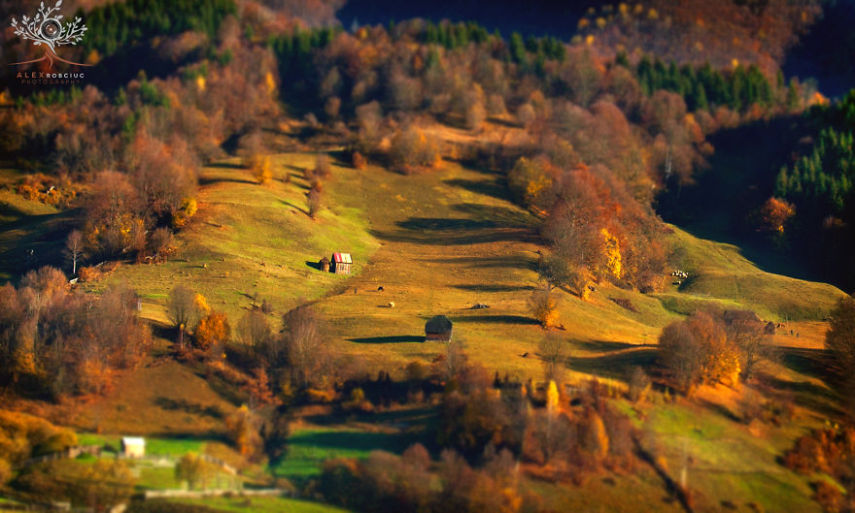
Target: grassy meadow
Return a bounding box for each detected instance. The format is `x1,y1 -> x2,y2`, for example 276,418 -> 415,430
0,149 -> 849,513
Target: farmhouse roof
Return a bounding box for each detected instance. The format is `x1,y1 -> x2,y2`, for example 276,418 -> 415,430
121,437 -> 145,446
425,315 -> 453,334
332,252 -> 352,264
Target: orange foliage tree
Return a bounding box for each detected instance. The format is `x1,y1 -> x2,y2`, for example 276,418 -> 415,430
195,312 -> 231,352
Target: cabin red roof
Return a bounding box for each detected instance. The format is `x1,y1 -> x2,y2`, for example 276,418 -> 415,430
332,252 -> 352,264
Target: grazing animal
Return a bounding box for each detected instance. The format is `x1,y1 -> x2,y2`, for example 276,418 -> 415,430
388,301 -> 395,308
520,352 -> 529,358
378,286 -> 385,292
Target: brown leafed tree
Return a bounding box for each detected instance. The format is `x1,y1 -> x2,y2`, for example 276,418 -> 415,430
307,187 -> 323,219
659,320 -> 704,394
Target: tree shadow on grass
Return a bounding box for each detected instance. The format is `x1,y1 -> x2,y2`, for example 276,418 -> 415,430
422,255 -> 538,270
305,260 -> 323,271
451,314 -> 540,325
778,347 -> 834,381
397,217 -> 500,230
696,398 -> 742,423
0,209 -> 74,282
304,406 -> 437,426
287,430 -> 413,454
452,203 -> 534,227
570,348 -> 659,382
348,335 -> 424,344
370,213 -> 538,246
281,199 -> 308,216
198,176 -> 256,186
371,227 -> 536,245
757,372 -> 843,418
574,340 -> 653,354
444,178 -> 511,201
207,161 -> 245,170
154,397 -> 224,420
453,284 -> 535,292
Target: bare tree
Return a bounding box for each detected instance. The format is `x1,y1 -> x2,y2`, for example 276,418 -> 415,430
64,230 -> 84,275
539,333 -> 566,382
444,338 -> 467,382
307,188 -> 323,219
237,309 -> 272,349
149,227 -> 175,262
168,285 -> 194,347
627,366 -> 651,403
282,303 -> 328,388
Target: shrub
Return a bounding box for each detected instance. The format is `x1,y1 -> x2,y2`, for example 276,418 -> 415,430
149,227 -> 176,262
77,266 -> 102,283
388,126 -> 441,174
352,151 -> 367,169
813,480 -> 844,513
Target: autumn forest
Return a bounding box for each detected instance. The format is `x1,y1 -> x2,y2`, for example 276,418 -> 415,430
1,0 -> 855,512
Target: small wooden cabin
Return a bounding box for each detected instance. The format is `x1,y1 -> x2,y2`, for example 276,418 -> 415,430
425,315 -> 453,342
331,252 -> 352,274
319,256 -> 330,272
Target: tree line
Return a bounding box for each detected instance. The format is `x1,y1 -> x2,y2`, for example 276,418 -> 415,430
768,91 -> 855,289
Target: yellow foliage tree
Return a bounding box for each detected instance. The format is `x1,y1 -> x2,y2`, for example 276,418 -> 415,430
546,380 -> 559,414
583,410 -> 609,461
528,285 -> 560,328
508,157 -> 554,213
600,228 -> 623,279
193,293 -> 211,320
175,453 -> 218,490
247,154 -> 272,184
226,405 -> 262,459
172,197 -> 198,228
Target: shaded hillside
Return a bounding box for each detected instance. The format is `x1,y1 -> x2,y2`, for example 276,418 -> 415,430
783,0 -> 855,98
